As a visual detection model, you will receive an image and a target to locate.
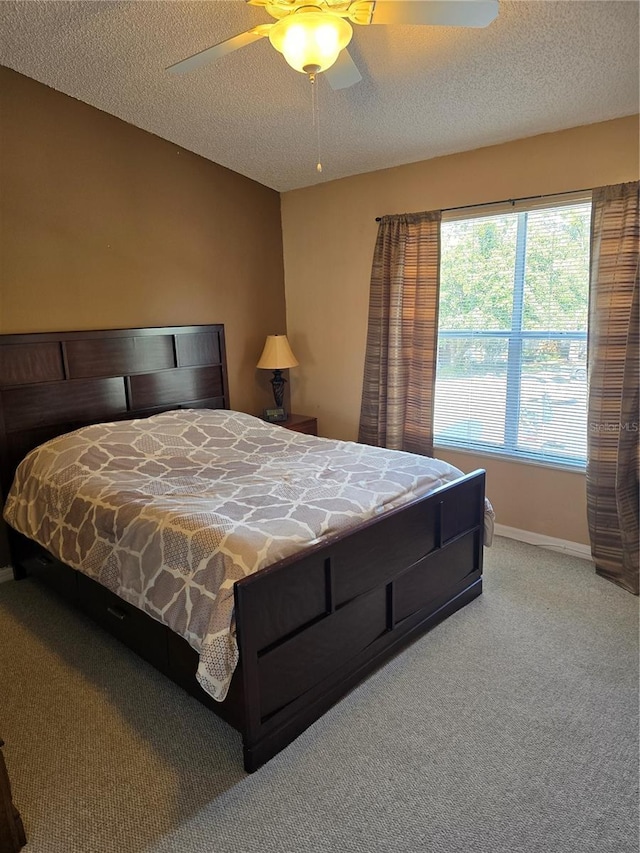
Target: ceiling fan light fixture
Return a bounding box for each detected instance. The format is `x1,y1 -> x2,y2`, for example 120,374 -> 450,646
268,8 -> 352,74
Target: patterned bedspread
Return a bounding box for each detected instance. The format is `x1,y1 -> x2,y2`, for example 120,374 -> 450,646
4,409 -> 494,701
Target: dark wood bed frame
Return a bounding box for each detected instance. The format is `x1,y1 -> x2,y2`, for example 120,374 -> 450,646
0,325 -> 486,772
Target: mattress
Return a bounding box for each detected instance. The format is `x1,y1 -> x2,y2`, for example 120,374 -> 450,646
3,409 -> 494,701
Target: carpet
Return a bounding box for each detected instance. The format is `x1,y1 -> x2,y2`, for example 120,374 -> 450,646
0,537 -> 637,853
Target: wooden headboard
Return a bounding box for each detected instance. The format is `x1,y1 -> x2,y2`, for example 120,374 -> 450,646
0,324 -> 229,495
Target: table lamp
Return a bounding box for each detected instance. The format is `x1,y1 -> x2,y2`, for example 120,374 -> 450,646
257,334 -> 299,417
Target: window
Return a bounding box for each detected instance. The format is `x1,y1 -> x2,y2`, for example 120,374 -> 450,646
434,196 -> 592,469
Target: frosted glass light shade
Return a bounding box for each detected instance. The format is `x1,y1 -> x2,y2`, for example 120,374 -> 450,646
256,335 -> 299,370
268,10 -> 352,74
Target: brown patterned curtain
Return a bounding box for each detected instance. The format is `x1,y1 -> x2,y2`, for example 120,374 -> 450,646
359,211 -> 441,456
587,182 -> 639,595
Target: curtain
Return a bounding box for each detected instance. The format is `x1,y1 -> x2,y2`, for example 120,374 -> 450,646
358,211 -> 441,456
587,182 -> 639,595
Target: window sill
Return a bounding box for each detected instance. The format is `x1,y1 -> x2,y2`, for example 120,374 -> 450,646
433,443 -> 586,474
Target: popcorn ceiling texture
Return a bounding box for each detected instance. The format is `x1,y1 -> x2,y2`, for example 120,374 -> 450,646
0,0 -> 638,191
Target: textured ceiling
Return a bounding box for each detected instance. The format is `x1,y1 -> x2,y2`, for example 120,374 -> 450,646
0,1 -> 638,191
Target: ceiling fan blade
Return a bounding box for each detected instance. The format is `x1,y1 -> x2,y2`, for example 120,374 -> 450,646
166,25 -> 271,74
324,49 -> 363,91
370,1 -> 499,28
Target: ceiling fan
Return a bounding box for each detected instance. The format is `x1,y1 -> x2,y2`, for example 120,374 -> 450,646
167,0 -> 499,90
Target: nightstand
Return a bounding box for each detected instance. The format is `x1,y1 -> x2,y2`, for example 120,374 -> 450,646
277,414 -> 318,436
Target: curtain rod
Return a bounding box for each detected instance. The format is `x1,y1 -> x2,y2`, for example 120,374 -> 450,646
374,187 -> 593,222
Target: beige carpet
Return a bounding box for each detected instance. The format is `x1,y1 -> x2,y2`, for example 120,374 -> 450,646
0,537 -> 637,853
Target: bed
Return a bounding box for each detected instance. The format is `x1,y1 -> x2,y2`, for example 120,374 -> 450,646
0,325 -> 490,771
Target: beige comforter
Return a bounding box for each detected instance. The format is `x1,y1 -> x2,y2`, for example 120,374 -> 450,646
4,409 -> 494,701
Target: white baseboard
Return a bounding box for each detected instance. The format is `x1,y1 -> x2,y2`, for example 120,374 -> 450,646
0,566 -> 14,583
494,524 -> 592,562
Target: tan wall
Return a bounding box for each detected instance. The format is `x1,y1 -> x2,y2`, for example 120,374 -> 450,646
435,449 -> 588,546
0,67 -> 286,415
0,67 -> 288,564
281,116 -> 640,545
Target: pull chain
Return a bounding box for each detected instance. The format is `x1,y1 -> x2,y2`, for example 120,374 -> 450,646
309,72 -> 322,174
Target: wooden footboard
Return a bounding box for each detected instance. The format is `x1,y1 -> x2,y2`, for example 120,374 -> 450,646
234,470 -> 485,771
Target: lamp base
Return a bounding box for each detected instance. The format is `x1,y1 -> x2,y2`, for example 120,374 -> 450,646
270,369 -> 287,410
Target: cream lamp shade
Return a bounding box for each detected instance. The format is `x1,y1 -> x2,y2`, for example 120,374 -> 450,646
268,8 -> 352,75
256,335 -> 299,370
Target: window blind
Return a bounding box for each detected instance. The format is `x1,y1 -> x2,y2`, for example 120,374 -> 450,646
434,196 -> 592,468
